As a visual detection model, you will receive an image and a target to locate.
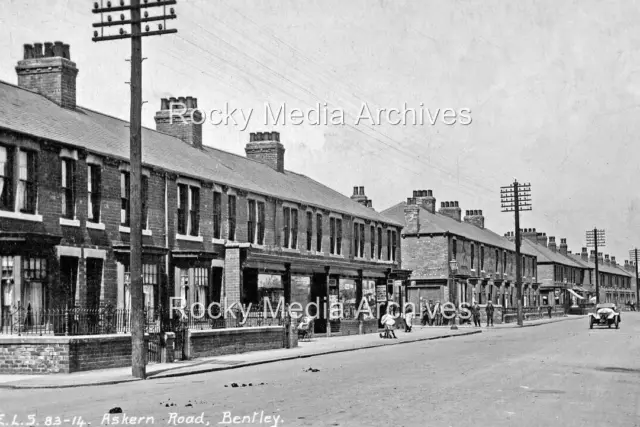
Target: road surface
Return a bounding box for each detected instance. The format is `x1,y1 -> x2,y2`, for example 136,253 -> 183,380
2,314 -> 639,427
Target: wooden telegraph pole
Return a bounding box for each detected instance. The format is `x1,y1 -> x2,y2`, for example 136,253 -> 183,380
92,0 -> 177,379
501,180 -> 532,327
586,229 -> 605,304
629,249 -> 639,308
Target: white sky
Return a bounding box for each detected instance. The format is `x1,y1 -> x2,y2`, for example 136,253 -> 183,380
1,0 -> 639,264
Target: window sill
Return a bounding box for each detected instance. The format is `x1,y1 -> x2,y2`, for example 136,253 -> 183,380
0,210 -> 43,222
60,218 -> 80,227
212,238 -> 227,245
177,234 -> 203,242
281,247 -> 300,253
119,226 -> 152,236
87,222 -> 106,231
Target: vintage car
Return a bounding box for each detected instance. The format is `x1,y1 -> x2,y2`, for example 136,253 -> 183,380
589,303 -> 621,329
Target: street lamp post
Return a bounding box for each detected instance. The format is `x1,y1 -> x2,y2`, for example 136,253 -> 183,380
450,259 -> 459,330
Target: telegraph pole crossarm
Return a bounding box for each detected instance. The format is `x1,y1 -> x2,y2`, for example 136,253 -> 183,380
91,0 -> 178,380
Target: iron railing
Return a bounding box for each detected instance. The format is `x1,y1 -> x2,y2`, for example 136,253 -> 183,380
0,303 -> 285,335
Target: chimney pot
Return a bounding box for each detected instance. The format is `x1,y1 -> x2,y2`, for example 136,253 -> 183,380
155,95 -> 203,148
62,44 -> 70,59
33,43 -> 43,58
23,44 -> 34,59
359,186 -> 364,195
245,130 -> 286,172
353,187 -> 358,195
53,41 -> 64,57
44,42 -> 54,57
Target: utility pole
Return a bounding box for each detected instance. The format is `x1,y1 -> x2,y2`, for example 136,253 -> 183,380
501,180 -> 532,327
92,0 -> 177,379
586,229 -> 605,304
629,249 -> 639,308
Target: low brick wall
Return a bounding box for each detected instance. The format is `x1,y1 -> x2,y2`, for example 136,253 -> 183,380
0,334 -> 146,374
188,326 -> 285,359
362,319 -> 378,334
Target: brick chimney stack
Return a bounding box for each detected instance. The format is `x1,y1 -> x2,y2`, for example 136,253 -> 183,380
559,238 -> 568,256
463,210 -> 485,229
590,250 -> 596,263
439,201 -> 461,222
581,247 -> 588,262
536,232 -> 548,247
598,252 -> 604,264
548,236 -> 557,252
611,256 -> 616,266
604,254 -> 610,266
404,197 -> 421,234
245,132 -> 285,173
351,186 -> 374,209
412,190 -> 436,214
522,228 -> 537,242
155,97 -> 203,149
16,41 -> 78,109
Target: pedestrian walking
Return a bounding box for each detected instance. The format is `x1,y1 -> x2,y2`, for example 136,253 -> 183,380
472,301 -> 481,327
404,307 -> 414,332
486,300 -> 495,327
434,301 -> 442,326
380,309 -> 397,339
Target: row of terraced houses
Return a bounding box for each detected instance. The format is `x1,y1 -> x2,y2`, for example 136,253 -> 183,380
0,42 -> 637,372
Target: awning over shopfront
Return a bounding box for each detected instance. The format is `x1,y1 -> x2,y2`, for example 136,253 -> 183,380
567,289 -> 585,300
573,286 -> 587,293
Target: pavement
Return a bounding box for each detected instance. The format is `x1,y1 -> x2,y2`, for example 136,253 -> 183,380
0,315 -> 577,389
2,313 -> 631,426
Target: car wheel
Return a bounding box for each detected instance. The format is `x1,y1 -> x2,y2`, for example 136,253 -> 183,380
615,318 -> 619,329
589,318 -> 593,329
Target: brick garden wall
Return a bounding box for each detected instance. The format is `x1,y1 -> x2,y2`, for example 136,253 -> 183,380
0,334 -> 144,374
189,326 -> 285,359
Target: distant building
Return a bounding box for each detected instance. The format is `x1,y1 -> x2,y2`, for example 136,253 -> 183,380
383,190 -> 538,310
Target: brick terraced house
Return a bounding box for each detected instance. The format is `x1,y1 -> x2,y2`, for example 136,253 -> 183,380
569,250 -> 635,305
0,42 -> 402,336
382,190 -> 538,323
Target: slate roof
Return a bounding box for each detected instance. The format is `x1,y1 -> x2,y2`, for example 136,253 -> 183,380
519,239 -> 585,268
381,202 -> 536,256
0,80 -> 399,226
569,254 -> 633,277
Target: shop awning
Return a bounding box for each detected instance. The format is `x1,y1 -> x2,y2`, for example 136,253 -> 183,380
567,289 -> 585,300
573,286 -> 587,293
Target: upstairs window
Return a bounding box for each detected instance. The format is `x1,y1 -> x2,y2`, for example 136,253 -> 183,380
248,200 -> 256,244
387,230 -> 392,261
336,218 -> 342,255
61,158 -> 75,219
141,175 -> 149,230
480,246 -> 485,271
370,225 -> 375,258
228,195 -> 236,240
471,243 -> 475,269
330,218 -> 336,254
177,184 -> 200,236
87,164 -> 101,223
17,150 -> 37,214
0,146 -> 13,211
503,251 -> 507,274
257,201 -> 265,245
353,223 -> 360,257
391,230 -> 397,261
452,239 -> 457,260
306,212 -> 313,251
282,207 -> 298,249
316,214 -> 322,252
120,171 -> 130,226
495,249 -> 499,272
359,223 -> 365,258
377,228 -> 382,259
213,192 -> 222,239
